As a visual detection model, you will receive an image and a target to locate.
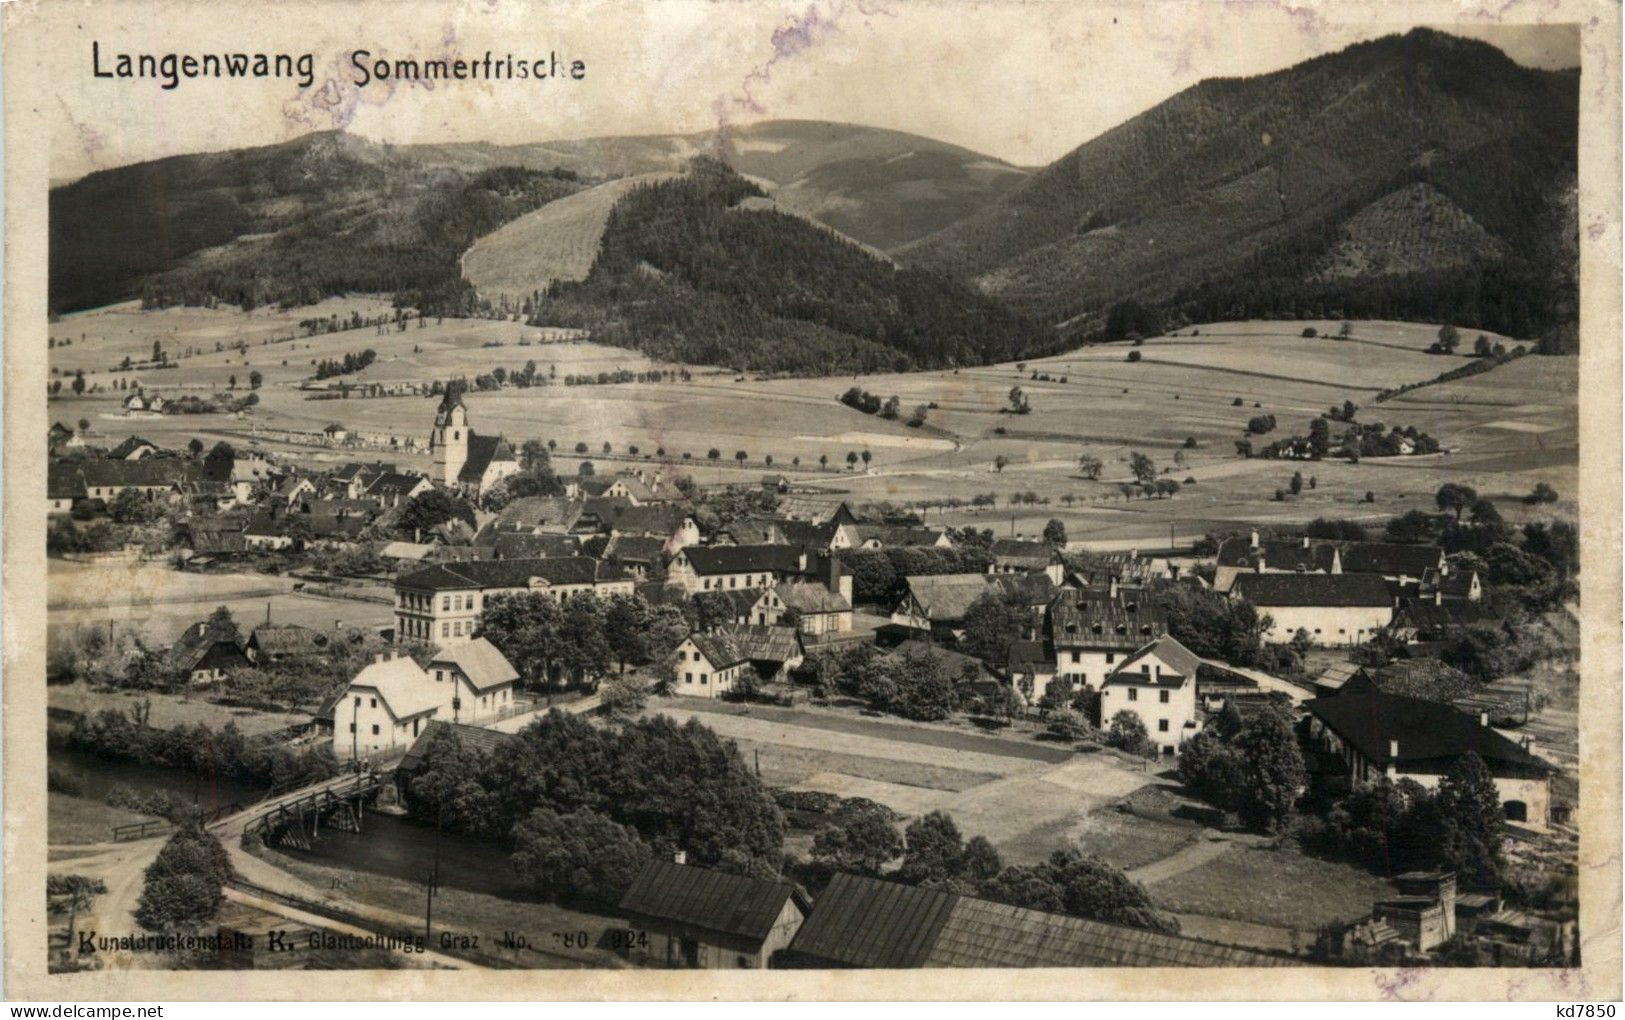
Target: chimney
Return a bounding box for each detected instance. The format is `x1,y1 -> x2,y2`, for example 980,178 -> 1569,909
1434,588 -> 1443,606
197,622 -> 206,638
672,850 -> 687,866
825,554 -> 839,594
1389,738 -> 1399,759
1250,530 -> 1260,549
374,652 -> 385,664
1480,711 -> 1489,727
1302,536 -> 1311,549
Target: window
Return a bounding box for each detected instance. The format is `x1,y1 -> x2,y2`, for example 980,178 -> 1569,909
442,623 -> 450,638
435,670 -> 443,682
370,698 -> 377,709
1127,688 -> 1138,701
349,723 -> 355,733
1158,720 -> 1169,732
678,650 -> 686,661
685,673 -> 693,684
729,578 -> 737,589
442,595 -> 451,611
354,696 -> 361,707
700,675 -> 708,685
1105,653 -> 1114,664
1159,690 -> 1170,704
371,724 -> 380,735
1071,652 -> 1080,663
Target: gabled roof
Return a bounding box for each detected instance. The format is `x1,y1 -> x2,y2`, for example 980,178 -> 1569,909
1339,542 -> 1445,577
457,434 -> 515,484
1312,662 -> 1366,691
618,861 -> 799,943
787,873 -> 1282,968
686,631 -> 749,670
486,496 -> 584,534
604,534 -> 666,564
430,637 -> 519,691
1049,593 -> 1167,650
108,435 -> 160,459
679,544 -> 807,576
1007,639 -> 1053,674
609,504 -> 691,537
1217,537 -> 1338,573
850,524 -> 950,548
1106,635 -> 1201,687
367,472 -> 431,497
248,624 -> 327,658
722,624 -> 802,664
774,519 -> 840,548
396,557 -> 628,592
774,579 -> 850,615
1422,568 -> 1480,598
397,719 -> 514,772
488,532 -> 584,560
1232,573 -> 1393,608
1393,599 -> 1492,632
898,573 -> 996,621
1305,691 -> 1550,775
349,656 -> 442,720
76,458 -> 187,488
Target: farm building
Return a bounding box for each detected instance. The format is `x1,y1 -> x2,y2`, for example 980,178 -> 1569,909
617,860 -> 807,969
246,623 -> 329,663
1304,690 -> 1554,828
772,579 -> 853,635
169,619 -> 251,686
673,632 -> 751,698
782,872 -> 1283,968
1214,533 -> 1341,593
1230,573 -> 1395,646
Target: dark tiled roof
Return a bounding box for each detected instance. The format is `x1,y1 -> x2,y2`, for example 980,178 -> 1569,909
108,436 -> 159,459
488,532 -> 584,560
1340,542 -> 1445,577
610,504 -> 691,537
788,873 -> 1282,968
723,624 -> 803,663
788,872 -> 959,968
775,519 -> 839,548
1306,691 -> 1550,774
1232,573 -> 1393,608
48,463 -> 87,499
486,497 -> 583,533
687,631 -> 748,669
1108,635 -> 1202,685
396,557 -> 627,591
1394,600 -> 1492,632
367,472 -> 430,496
248,624 -> 327,657
604,534 -> 666,564
76,458 -> 187,488
774,579 -> 849,614
397,719 -> 514,772
457,434 -> 515,484
618,860 -> 798,943
1007,639 -> 1053,674
990,539 -> 1056,564
680,544 -> 807,576
1049,594 -> 1167,650
1217,537 -> 1337,573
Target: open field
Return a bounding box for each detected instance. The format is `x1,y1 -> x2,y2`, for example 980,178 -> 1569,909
1145,842 -> 1398,933
47,562 -> 393,645
644,699 -> 1157,866
50,306 -> 1576,547
47,792 -> 166,846
49,683 -> 314,735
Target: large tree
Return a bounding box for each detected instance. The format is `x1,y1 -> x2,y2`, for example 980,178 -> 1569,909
960,588 -> 1031,667
1229,710 -> 1306,833
811,800 -> 902,876
509,807 -> 651,906
1435,751 -> 1507,888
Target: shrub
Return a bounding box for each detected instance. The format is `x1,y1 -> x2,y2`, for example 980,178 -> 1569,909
509,807 -> 652,906
1125,351 -> 1142,363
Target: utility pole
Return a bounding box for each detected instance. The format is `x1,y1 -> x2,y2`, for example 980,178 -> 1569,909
423,848 -> 439,945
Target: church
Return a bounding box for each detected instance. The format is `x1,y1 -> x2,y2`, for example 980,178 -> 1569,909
429,391 -> 519,499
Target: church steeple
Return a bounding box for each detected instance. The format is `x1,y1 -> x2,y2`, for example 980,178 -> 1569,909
431,390 -> 469,486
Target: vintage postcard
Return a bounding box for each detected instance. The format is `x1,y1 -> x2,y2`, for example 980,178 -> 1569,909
3,0 -> 1620,1001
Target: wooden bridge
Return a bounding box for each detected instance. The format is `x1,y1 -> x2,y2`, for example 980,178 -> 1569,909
239,771 -> 392,851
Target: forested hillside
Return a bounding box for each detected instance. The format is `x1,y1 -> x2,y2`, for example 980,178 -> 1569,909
539,159 -> 1056,373
49,132 -> 584,314
901,29 -> 1579,349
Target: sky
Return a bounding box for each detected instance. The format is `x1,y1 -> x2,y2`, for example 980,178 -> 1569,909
40,2 -> 1583,181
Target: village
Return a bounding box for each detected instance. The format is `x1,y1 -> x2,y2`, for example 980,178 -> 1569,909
44,353 -> 1582,972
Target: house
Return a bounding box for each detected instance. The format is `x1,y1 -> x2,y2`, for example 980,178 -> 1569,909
1231,573 -> 1395,646
428,392 -> 519,499
48,422 -> 75,451
847,524 -> 953,550
775,498 -> 857,524
771,579 -> 852,636
246,624 -> 329,663
603,534 -> 667,578
333,652 -> 446,760
107,435 -> 160,460
481,496 -> 588,536
672,632 -> 751,698
322,423 -> 350,442
122,390 -> 163,414
608,504 -> 701,554
1420,568 -> 1483,603
667,545 -> 851,603
365,471 -> 434,509
1389,599 -> 1494,643
395,720 -> 516,779
169,620 -> 251,686
394,557 -> 635,646
782,872 -> 1282,968
724,624 -> 805,682
74,458 -> 186,505
1045,591 -> 1168,698
1304,690 -> 1554,828
1006,639 -> 1057,706
1339,542 -> 1446,584
1311,662 -> 1367,698
1097,635 -> 1202,754
484,532 -> 585,561
617,859 -> 807,969
274,474 -> 319,505
988,539 -> 1064,583
47,463 -> 86,514
889,573 -> 998,641
1214,532 -> 1342,593
426,637 -> 520,724
228,453 -> 277,504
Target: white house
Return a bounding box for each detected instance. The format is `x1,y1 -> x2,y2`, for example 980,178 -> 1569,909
334,653 -> 447,761
1098,635 -> 1201,756
672,632 -> 751,699
426,637 -> 520,724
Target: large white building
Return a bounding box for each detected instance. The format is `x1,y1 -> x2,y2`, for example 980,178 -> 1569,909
1230,573 -> 1395,646
1097,635 -> 1201,756
393,557 -> 635,646
335,640 -> 521,759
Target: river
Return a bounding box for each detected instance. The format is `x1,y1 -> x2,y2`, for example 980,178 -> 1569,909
49,745 -> 520,896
